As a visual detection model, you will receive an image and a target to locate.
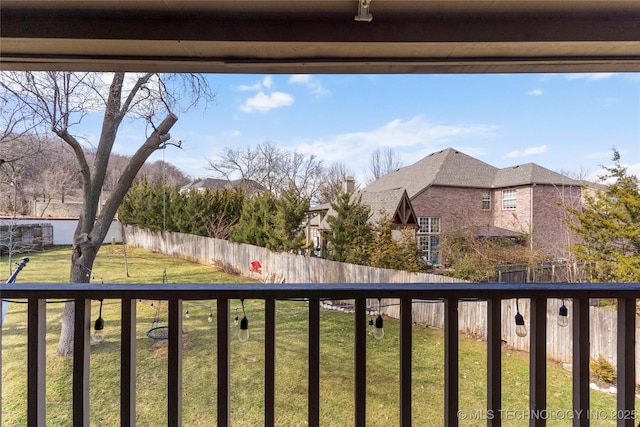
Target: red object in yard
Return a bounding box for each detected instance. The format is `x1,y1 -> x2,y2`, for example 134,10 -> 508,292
250,260 -> 262,274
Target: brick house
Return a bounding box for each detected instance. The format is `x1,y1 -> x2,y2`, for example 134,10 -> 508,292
362,148 -> 583,263
305,178 -> 418,256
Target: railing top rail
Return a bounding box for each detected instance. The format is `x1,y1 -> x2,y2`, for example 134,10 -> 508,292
2,282 -> 640,300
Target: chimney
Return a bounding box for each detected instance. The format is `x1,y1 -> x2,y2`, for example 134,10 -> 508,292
342,175 -> 355,194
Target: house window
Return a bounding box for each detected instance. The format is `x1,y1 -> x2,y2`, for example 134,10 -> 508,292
418,235 -> 440,264
417,217 -> 440,263
502,189 -> 516,210
482,191 -> 491,210
417,216 -> 440,234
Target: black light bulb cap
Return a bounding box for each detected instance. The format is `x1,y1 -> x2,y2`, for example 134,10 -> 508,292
368,318 -> 374,326
240,316 -> 248,330
375,315 -> 383,329
514,312 -> 525,326
559,304 -> 568,317
94,316 -> 104,331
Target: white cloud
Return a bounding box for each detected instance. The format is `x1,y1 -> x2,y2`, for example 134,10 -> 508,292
289,74 -> 311,84
238,82 -> 262,91
238,75 -> 274,92
292,115 -> 496,181
586,149 -> 616,160
504,145 -> 548,158
288,74 -> 329,96
592,160 -> 640,184
262,76 -> 274,89
528,89 -> 543,96
566,73 -> 615,81
240,91 -> 294,113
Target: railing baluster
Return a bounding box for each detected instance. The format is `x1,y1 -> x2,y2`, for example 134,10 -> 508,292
73,299 -> 91,427
121,298 -> 136,426
617,297 -> 635,427
530,298 -> 546,426
354,298 -> 366,426
168,298 -> 183,426
27,298 -> 46,427
265,298 -> 276,427
4,282 -> 640,426
572,298 -> 589,427
400,297 -> 412,427
444,298 -> 459,427
308,298 -> 320,427
487,298 -> 502,427
217,298 -> 230,427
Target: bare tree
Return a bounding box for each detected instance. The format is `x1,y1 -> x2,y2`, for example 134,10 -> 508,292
207,144 -> 263,183
317,161 -> 358,204
554,167 -> 593,280
207,141 -> 327,202
23,137 -> 80,215
139,159 -> 190,187
366,146 -> 403,184
0,71 -> 214,355
0,135 -> 43,215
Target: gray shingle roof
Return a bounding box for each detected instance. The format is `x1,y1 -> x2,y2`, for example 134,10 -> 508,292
492,163 -> 582,187
363,148 -> 498,197
317,188 -> 414,229
360,188 -> 408,224
474,225 -> 522,239
363,148 -> 580,197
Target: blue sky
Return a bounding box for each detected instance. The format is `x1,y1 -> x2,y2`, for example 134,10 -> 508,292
114,72 -> 640,185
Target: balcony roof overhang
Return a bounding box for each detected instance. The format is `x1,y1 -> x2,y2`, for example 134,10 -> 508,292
1,1 -> 640,74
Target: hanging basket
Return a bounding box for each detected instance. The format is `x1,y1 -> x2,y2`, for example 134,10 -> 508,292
146,325 -> 169,340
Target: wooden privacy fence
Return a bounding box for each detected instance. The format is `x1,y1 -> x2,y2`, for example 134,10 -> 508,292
496,262 -> 589,283
123,226 -> 464,285
124,226 -> 640,384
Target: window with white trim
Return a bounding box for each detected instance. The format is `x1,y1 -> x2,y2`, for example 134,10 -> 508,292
482,191 -> 491,210
418,235 -> 440,264
417,216 -> 440,263
502,189 -> 516,210
417,216 -> 440,234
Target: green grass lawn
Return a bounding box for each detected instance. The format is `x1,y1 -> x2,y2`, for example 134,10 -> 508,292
1,246 -> 633,426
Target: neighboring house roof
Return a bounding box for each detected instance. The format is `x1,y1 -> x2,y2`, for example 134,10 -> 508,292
317,188 -> 417,231
474,225 -> 522,239
307,202 -> 331,214
363,148 -> 498,197
180,178 -> 265,195
363,147 -> 581,197
492,163 -> 582,187
361,188 -> 417,226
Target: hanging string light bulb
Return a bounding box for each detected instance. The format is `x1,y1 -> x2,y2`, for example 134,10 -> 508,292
185,306 -> 190,319
514,298 -> 527,338
557,299 -> 569,328
373,298 -> 384,340
368,310 -> 375,335
92,299 -> 105,343
208,311 -> 213,323
238,299 -> 249,342
234,308 -> 239,326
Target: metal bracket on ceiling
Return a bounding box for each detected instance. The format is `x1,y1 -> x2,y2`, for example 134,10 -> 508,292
355,0 -> 373,22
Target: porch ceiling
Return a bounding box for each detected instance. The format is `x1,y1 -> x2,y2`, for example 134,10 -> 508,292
1,1 -> 640,74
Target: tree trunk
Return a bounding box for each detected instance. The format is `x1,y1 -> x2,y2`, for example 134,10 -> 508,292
56,235 -> 97,356
55,113 -> 178,356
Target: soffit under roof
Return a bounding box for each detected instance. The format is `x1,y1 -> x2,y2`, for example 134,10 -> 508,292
2,1 -> 640,73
